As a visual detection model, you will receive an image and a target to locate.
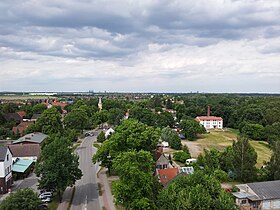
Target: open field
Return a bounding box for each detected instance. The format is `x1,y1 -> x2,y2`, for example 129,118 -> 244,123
182,129 -> 272,168
0,95 -> 57,100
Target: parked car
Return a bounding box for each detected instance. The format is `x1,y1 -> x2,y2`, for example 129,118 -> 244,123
39,192 -> 53,199
185,158 -> 197,165
41,197 -> 51,203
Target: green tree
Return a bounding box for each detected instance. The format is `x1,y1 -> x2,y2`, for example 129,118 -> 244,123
173,151 -> 191,163
97,131 -> 106,143
37,107 -> 62,135
180,119 -> 205,140
32,103 -> 47,114
266,141 -> 280,180
0,188 -> 41,210
93,119 -> 160,170
161,127 -> 181,150
232,135 -> 257,182
158,170 -> 235,210
64,108 -> 89,133
112,150 -> 158,209
165,99 -> 173,109
241,123 -> 266,140
35,136 -> 82,202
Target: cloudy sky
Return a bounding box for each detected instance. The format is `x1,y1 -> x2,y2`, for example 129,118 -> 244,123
0,0 -> 280,93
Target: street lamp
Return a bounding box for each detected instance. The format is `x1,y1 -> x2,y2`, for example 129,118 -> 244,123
107,154 -> 111,176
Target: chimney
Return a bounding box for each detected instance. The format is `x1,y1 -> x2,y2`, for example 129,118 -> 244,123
207,105 -> 210,117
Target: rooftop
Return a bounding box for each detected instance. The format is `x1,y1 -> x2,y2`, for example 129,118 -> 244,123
8,144 -> 41,158
158,168 -> 179,186
12,132 -> 48,144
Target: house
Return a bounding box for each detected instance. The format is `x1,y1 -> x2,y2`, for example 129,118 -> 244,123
8,144 -> 41,162
31,114 -> 41,122
195,105 -> 223,129
157,168 -> 179,186
0,147 -> 13,193
12,132 -> 48,146
105,128 -> 115,138
232,180 -> 280,210
3,113 -> 23,124
155,154 -> 172,170
16,111 -> 26,119
12,121 -> 34,136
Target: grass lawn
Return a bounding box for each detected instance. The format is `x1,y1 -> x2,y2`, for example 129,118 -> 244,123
185,129 -> 271,168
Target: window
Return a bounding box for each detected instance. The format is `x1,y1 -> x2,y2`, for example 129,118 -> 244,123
163,175 -> 167,179
7,154 -> 9,161
241,200 -> 247,205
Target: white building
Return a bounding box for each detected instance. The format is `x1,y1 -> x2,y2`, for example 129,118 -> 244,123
105,128 -> 115,138
0,147 -> 13,193
195,105 -> 223,129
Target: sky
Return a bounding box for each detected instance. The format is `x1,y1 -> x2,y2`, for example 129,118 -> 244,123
0,0 -> 280,93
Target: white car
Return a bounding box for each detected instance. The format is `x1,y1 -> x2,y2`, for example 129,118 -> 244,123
39,192 -> 53,199
41,197 -> 51,203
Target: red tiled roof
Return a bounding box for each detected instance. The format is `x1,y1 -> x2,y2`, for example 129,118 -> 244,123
17,111 -> 26,118
12,121 -> 34,135
196,116 -> 223,121
52,101 -> 67,108
158,168 -> 179,186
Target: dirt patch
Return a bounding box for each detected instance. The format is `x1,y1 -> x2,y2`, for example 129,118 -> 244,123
181,140 -> 203,158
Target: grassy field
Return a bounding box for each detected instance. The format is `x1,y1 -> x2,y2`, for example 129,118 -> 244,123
184,129 -> 271,168
0,95 -> 57,100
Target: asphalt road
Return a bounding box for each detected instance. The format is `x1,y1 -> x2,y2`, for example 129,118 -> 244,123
70,132 -> 101,210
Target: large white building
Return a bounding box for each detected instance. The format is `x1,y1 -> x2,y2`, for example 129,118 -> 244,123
195,106 -> 223,129
0,147 -> 13,193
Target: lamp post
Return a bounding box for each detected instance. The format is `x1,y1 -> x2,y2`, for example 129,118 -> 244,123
107,154 -> 111,176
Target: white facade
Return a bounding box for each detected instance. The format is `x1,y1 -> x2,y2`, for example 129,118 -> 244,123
0,149 -> 13,178
196,116 -> 223,129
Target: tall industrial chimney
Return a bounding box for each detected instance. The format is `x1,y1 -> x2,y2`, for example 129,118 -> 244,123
207,105 -> 210,117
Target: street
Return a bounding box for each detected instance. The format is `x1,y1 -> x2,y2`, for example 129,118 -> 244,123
70,132 -> 101,210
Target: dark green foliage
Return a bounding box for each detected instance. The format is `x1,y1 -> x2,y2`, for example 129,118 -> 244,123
112,150 -> 158,209
158,170 -> 236,210
161,127 -> 181,150
0,188 -> 41,210
241,123 -> 266,140
173,151 -> 191,163
36,107 -> 63,135
35,136 -> 82,202
97,131 -> 106,143
64,108 -> 89,133
266,141 -> 280,180
231,135 -> 257,182
32,103 -> 47,114
180,119 -> 205,140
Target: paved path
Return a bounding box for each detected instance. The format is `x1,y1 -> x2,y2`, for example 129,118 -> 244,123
99,168 -> 116,210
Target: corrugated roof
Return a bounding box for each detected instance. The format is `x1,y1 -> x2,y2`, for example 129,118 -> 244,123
12,132 -> 48,144
12,159 -> 33,173
247,180 -> 280,200
8,144 -> 41,158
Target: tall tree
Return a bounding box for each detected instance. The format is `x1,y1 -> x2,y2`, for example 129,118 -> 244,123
0,188 -> 41,210
180,119 -> 205,140
158,170 -> 235,210
112,150 -> 158,210
64,108 -> 89,133
36,107 -> 63,135
161,127 -> 181,150
232,135 -> 257,182
266,141 -> 280,180
35,137 -> 82,202
32,104 -> 47,114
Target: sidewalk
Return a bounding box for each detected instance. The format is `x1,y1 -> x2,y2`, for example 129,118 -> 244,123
56,187 -> 74,210
98,168 -> 116,210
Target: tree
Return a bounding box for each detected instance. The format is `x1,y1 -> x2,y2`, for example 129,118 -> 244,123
165,99 -> 173,109
37,107 -> 63,135
32,104 -> 47,114
180,119 -> 205,140
35,136 -> 82,202
241,123 -> 265,140
173,151 -> 191,163
266,141 -> 280,180
161,127 -> 181,150
112,150 -> 158,209
93,119 -> 160,170
64,108 -> 89,133
97,131 -> 106,143
157,170 -> 236,210
0,188 -> 41,210
232,135 -> 257,182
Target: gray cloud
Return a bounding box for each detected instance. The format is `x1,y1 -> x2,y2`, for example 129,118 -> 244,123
0,0 -> 280,92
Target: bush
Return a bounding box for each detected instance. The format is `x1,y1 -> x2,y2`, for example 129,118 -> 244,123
173,151 -> 191,163
97,131 -> 106,143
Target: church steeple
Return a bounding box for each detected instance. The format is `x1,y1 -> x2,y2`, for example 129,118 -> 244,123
98,97 -> 102,110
